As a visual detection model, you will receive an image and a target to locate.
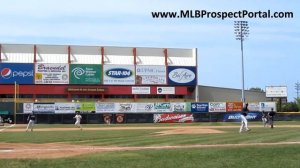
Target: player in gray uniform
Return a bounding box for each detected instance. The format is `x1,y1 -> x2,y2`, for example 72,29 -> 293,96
261,111 -> 268,127
26,113 -> 36,132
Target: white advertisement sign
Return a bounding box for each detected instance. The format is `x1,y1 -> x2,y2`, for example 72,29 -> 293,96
266,86 -> 288,97
103,65 -> 135,85
116,103 -> 136,113
136,65 -> 166,85
154,103 -> 172,112
136,103 -> 155,112
168,67 -> 196,84
95,103 -> 116,113
171,103 -> 187,112
35,63 -> 69,84
33,103 -> 55,113
248,102 -> 260,111
260,102 -> 277,112
132,87 -> 150,94
23,103 -> 33,113
209,102 -> 226,112
55,103 -> 76,113
157,87 -> 175,94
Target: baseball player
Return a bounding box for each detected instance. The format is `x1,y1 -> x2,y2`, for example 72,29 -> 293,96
74,112 -> 83,130
239,103 -> 251,133
268,108 -> 276,128
0,116 -> 3,126
26,113 -> 36,132
261,111 -> 268,127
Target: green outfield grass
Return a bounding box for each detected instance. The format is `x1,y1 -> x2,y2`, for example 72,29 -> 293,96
0,122 -> 300,168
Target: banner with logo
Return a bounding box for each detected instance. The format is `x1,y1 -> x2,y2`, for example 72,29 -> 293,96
54,103 -> 76,113
23,103 -> 34,113
171,102 -> 191,112
153,113 -> 194,123
116,103 -> 136,113
191,103 -> 209,112
132,87 -> 150,94
136,103 -> 155,113
136,65 -> 166,85
75,102 -> 95,112
157,87 -> 175,94
223,112 -> 262,122
35,63 -> 69,84
209,102 -> 226,112
153,103 -> 172,112
168,66 -> 197,85
95,103 -> 116,113
0,63 -> 34,84
226,102 -> 243,112
70,64 -> 102,84
248,102 -> 260,111
103,65 -> 135,85
33,103 -> 55,113
260,102 -> 277,112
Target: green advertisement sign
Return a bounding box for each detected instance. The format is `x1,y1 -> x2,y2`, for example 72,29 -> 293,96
76,102 -> 95,112
70,64 -> 102,84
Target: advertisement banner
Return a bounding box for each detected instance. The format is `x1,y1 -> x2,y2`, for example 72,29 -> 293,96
136,65 -> 166,85
226,102 -> 243,112
248,102 -> 260,111
116,103 -> 136,113
153,113 -> 194,123
266,86 -> 288,98
157,87 -> 175,94
55,103 -> 76,113
191,103 -> 209,113
75,102 -> 95,112
0,63 -> 34,84
171,102 -> 191,112
154,103 -> 172,112
95,103 -> 116,113
260,102 -> 277,112
33,103 -> 55,113
223,112 -> 262,122
132,87 -> 150,94
70,64 -> 102,84
23,103 -> 34,113
136,103 -> 155,113
168,66 -> 197,85
209,102 -> 226,112
35,63 -> 69,84
103,65 -> 135,85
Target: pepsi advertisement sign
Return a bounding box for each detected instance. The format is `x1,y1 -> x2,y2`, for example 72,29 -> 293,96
191,103 -> 209,112
168,66 -> 197,85
0,63 -> 34,84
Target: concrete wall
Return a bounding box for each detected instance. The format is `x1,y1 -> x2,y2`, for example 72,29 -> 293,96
197,85 -> 267,102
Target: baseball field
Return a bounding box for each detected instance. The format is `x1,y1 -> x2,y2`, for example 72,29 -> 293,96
0,121 -> 300,168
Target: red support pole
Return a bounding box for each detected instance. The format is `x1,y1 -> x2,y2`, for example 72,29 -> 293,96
0,44 -> 2,63
133,48 -> 137,65
34,45 -> 37,63
68,46 -> 71,64
101,47 -> 104,64
164,48 -> 168,66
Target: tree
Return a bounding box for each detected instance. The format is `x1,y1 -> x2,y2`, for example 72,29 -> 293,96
281,101 -> 299,112
249,87 -> 264,92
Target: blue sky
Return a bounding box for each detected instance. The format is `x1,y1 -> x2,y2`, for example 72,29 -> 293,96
0,0 -> 299,101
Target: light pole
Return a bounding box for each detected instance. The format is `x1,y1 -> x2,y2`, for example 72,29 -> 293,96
296,81 -> 300,99
234,21 -> 249,103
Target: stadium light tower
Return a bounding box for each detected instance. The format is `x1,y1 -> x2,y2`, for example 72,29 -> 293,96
234,21 -> 249,103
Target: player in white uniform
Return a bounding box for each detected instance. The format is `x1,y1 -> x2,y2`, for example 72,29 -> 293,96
239,103 -> 251,133
26,113 -> 36,132
74,112 -> 82,130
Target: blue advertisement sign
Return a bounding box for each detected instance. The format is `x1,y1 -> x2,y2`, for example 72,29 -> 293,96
223,112 -> 262,122
0,63 -> 34,84
191,103 -> 209,112
168,66 -> 197,85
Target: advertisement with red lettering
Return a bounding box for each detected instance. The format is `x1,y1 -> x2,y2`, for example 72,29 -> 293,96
153,113 -> 194,123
